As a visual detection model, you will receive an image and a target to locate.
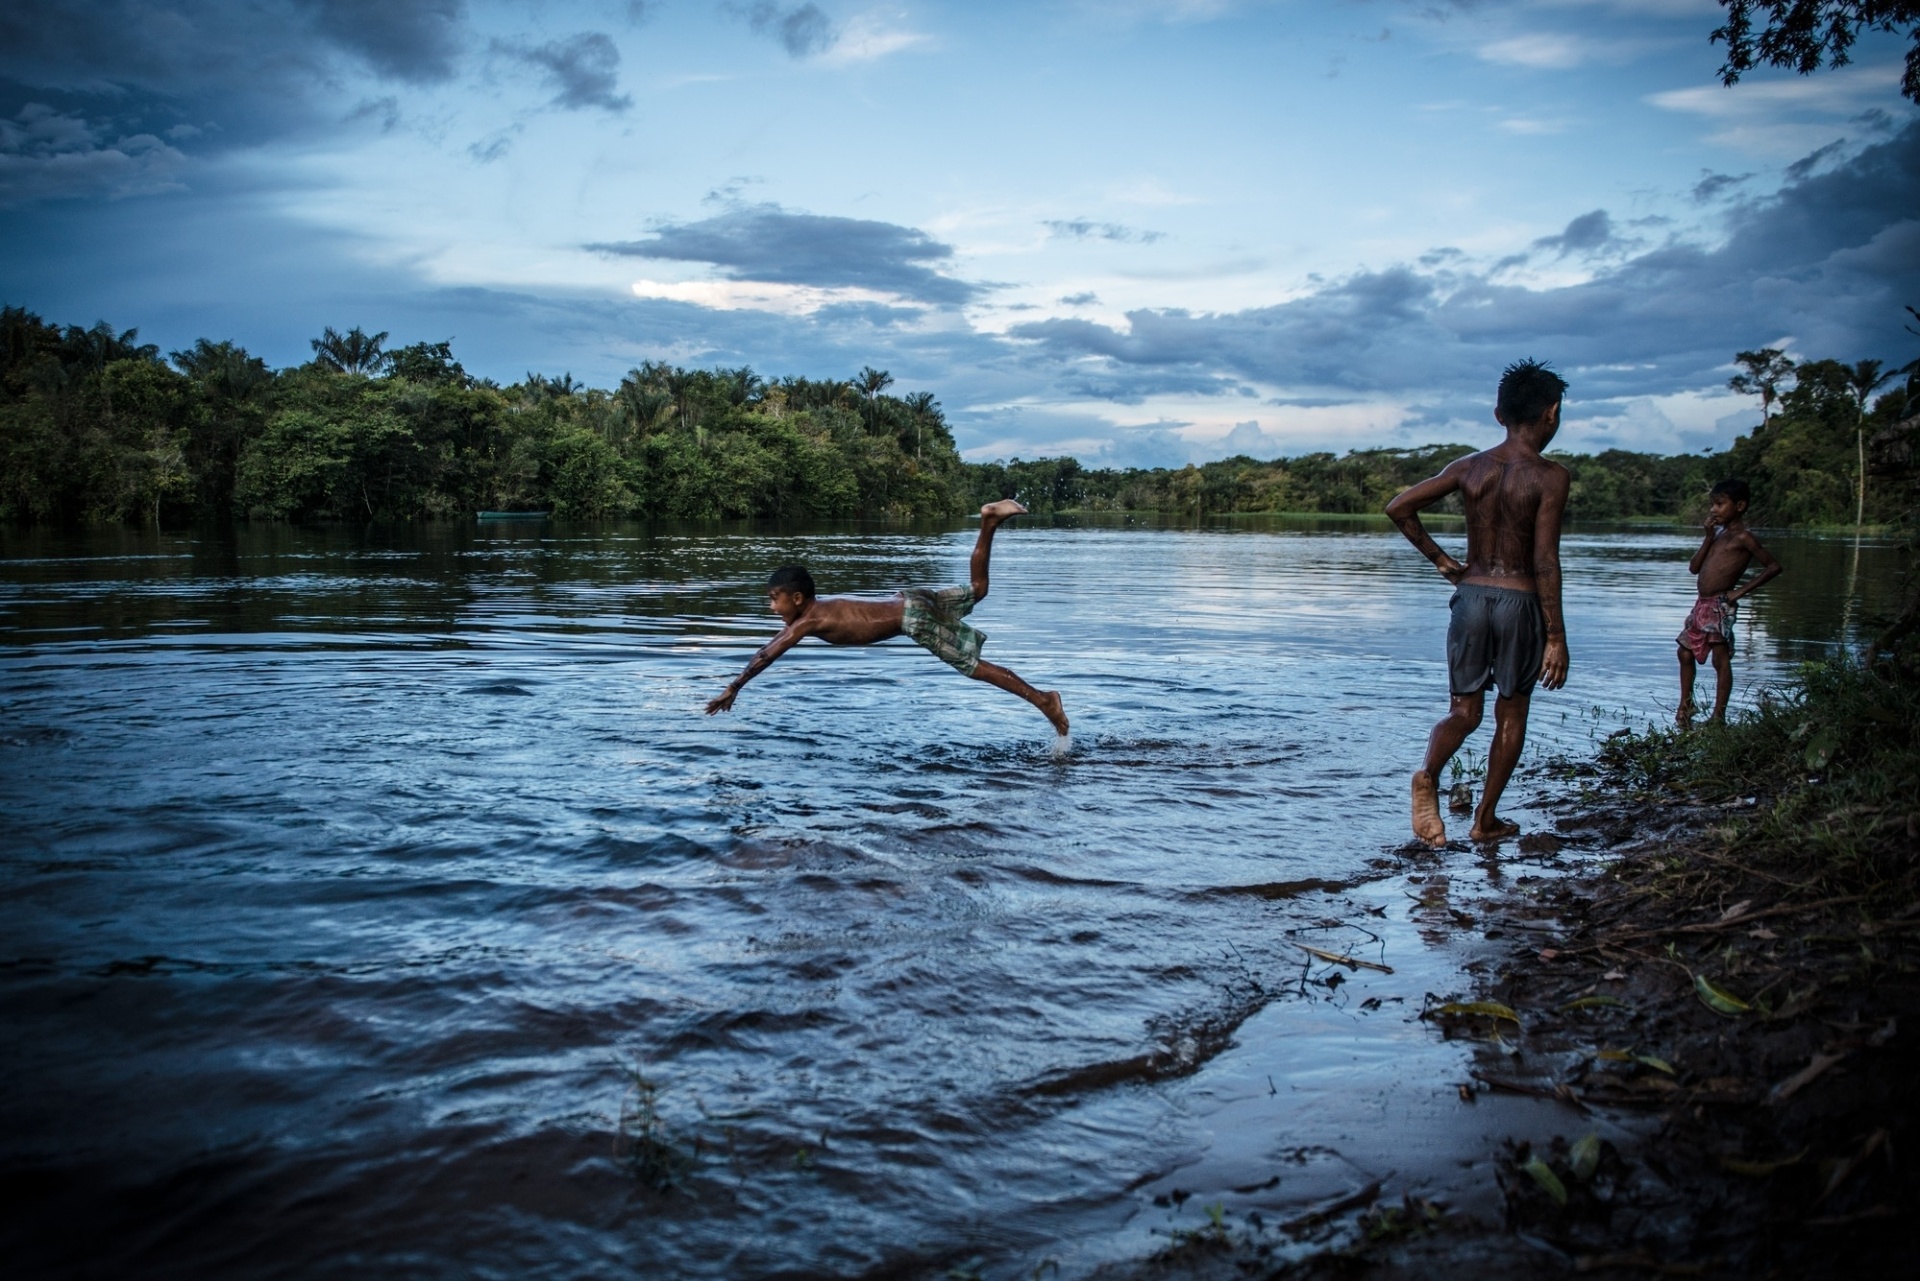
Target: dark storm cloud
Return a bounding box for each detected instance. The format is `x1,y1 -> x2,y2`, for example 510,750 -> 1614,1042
494,33 -> 632,112
1044,219 -> 1165,245
587,204 -> 980,305
1531,209 -> 1614,255
1691,170 -> 1751,203
0,0 -> 474,202
736,3 -> 838,58
1008,123 -> 1920,411
302,0 -> 466,83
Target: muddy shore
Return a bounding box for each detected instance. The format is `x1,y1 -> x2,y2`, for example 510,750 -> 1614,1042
1097,742 -> 1918,1279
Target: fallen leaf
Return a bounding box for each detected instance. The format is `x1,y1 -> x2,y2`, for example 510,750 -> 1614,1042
1602,968 -> 1627,981
1694,973 -> 1750,1016
1769,1051 -> 1846,1104
1748,927 -> 1778,941
1522,1156 -> 1567,1205
1570,1133 -> 1602,1182
1562,995 -> 1628,1011
1539,948 -> 1561,961
1597,1048 -> 1632,1062
1634,1054 -> 1676,1075
1719,1147 -> 1808,1177
1719,900 -> 1753,921
1428,1000 -> 1520,1023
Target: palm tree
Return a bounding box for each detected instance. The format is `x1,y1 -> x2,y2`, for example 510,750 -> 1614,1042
616,369 -> 676,440
903,390 -> 940,460
1729,348 -> 1795,428
311,326 -> 390,375
664,367 -> 697,429
171,339 -> 272,401
1846,358 -> 1896,526
855,366 -> 893,430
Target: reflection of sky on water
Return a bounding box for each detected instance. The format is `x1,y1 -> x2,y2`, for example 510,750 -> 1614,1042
0,521 -> 1907,1277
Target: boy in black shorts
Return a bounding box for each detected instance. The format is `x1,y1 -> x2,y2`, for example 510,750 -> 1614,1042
1386,360 -> 1572,844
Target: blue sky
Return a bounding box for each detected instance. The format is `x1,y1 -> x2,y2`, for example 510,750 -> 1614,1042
1,1 -> 1916,465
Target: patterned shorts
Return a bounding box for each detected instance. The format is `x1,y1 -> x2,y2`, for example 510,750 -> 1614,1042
1677,595 -> 1736,663
901,585 -> 985,676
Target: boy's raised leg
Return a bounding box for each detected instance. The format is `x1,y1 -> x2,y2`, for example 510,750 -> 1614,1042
1470,692 -> 1528,842
1677,648 -> 1697,726
971,499 -> 1027,601
1412,692 -> 1483,846
971,658 -> 1069,736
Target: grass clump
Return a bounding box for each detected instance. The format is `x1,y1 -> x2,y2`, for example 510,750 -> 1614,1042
1596,654 -> 1920,900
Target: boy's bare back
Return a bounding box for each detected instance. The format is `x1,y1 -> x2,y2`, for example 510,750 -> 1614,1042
779,596 -> 906,647
1451,445 -> 1570,590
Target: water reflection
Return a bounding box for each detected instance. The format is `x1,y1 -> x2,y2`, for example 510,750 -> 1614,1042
0,519 -> 1905,1277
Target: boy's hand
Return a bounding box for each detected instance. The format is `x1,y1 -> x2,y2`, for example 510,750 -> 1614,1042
1539,635 -> 1569,690
705,688 -> 737,715
1436,554 -> 1466,584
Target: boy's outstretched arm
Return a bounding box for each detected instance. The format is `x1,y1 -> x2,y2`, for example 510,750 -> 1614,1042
706,625 -> 807,714
1729,535 -> 1783,602
1385,465 -> 1467,582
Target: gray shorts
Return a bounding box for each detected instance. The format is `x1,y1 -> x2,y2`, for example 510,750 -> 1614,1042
1447,584 -> 1545,698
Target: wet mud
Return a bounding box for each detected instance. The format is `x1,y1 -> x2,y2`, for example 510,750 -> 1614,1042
1098,781 -> 1918,1279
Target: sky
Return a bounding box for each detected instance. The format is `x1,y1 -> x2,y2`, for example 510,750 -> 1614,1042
1,0 -> 1917,465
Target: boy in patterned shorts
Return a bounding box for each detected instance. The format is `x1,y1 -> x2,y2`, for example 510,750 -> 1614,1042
705,500 -> 1069,735
1677,478 -> 1782,725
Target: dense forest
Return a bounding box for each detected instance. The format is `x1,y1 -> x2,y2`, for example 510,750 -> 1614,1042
3,305 -> 1915,528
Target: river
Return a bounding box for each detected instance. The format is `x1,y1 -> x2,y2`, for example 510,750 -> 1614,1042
0,518 -> 1903,1277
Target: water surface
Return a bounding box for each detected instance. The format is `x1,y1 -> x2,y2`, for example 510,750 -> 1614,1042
0,519 -> 1902,1277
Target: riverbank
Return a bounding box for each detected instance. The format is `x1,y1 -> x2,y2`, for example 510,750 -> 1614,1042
1104,654 -> 1919,1278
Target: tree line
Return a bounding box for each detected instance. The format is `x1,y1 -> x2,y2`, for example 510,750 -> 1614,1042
2,304 -> 1915,528
0,308 -> 966,524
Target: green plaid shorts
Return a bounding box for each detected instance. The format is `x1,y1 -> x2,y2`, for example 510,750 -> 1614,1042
901,585 -> 985,676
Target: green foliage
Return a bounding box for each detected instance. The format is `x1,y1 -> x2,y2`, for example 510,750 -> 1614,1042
1598,655 -> 1920,886
7,305 -> 1915,529
0,306 -> 966,524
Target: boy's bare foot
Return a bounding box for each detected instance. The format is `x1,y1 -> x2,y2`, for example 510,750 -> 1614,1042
1038,690 -> 1070,737
980,499 -> 1027,523
1411,771 -> 1446,846
1469,815 -> 1521,842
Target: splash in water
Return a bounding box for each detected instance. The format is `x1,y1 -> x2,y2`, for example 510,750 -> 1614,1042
1052,733 -> 1073,760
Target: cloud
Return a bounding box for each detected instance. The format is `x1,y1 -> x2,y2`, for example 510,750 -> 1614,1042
587,204 -> 981,306
1479,33 -> 1583,69
1690,169 -> 1751,202
1044,218 -> 1166,244
1531,208 -> 1615,255
303,0 -> 465,84
0,0 -> 478,173
738,3 -> 838,58
1783,137 -> 1846,181
1005,123 -> 1920,430
495,32 -> 631,112
1058,291 -> 1100,305
0,102 -> 188,205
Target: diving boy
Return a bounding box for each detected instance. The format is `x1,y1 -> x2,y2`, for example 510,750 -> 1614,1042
705,500 -> 1070,735
1386,359 -> 1571,846
1677,478 -> 1781,725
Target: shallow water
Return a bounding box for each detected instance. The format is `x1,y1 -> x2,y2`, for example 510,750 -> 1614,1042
0,518 -> 1904,1277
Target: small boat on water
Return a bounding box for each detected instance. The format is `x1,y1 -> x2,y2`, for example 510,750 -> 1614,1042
476,510 -> 551,520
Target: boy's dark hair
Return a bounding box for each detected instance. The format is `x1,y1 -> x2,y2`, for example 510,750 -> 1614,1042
1710,478 -> 1751,507
768,564 -> 816,598
1496,358 -> 1569,426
